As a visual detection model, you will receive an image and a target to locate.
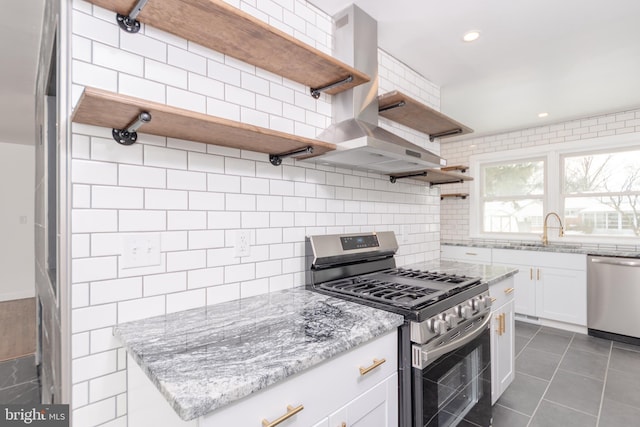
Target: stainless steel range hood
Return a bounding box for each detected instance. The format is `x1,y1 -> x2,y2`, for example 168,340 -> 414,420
310,5 -> 446,173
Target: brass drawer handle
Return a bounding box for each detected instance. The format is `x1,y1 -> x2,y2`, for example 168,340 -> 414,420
359,358 -> 386,376
465,252 -> 478,256
530,268 -> 533,280
262,404 -> 304,427
537,269 -> 540,280
490,297 -> 497,303
504,287 -> 514,295
501,313 -> 506,334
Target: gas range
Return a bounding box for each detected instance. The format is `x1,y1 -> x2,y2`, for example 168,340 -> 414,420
306,231 -> 493,427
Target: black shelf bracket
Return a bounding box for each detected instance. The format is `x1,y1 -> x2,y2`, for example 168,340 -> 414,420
378,100 -> 406,113
112,112 -> 152,145
429,179 -> 464,187
310,75 -> 353,99
429,128 -> 463,142
116,0 -> 149,33
389,171 -> 427,184
269,146 -> 313,166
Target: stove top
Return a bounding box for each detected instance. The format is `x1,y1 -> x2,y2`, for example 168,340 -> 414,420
316,268 -> 481,313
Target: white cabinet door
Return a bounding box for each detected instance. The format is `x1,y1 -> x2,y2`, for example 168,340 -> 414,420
328,373 -> 398,427
537,267 -> 587,325
512,264 -> 536,316
495,299 -> 515,402
440,245 -> 492,263
311,418 -> 329,427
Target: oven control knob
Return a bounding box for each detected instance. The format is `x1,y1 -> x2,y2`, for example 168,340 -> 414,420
472,297 -> 485,311
457,305 -> 473,320
429,318 -> 448,335
443,313 -> 458,328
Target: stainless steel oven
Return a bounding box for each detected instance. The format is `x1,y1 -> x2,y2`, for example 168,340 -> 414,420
306,231 -> 492,427
412,312 -> 492,427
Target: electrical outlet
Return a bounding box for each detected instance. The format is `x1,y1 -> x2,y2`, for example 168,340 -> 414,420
122,233 -> 161,269
235,230 -> 251,257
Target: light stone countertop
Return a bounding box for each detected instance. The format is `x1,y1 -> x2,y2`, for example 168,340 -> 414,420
114,287 -> 404,421
442,240 -> 640,258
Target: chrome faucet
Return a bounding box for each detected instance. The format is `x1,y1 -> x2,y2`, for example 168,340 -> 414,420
542,212 -> 564,245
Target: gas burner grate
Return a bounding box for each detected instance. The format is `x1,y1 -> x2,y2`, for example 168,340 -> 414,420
385,268 -> 476,285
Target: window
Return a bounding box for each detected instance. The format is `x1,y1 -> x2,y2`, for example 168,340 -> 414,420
562,148 -> 640,236
471,133 -> 640,241
480,158 -> 545,234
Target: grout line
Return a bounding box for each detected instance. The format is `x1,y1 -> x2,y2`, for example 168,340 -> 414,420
525,331 -> 574,427
595,340 -> 613,426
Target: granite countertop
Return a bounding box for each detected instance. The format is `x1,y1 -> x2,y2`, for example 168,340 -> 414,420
114,287 -> 404,421
442,240 -> 640,258
405,259 -> 518,286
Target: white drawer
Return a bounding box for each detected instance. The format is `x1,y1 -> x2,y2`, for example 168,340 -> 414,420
441,245 -> 492,263
489,276 -> 515,309
199,330 -> 398,427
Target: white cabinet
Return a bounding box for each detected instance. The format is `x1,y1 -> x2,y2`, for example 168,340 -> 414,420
492,249 -> 587,326
127,330 -> 398,427
489,277 -> 515,404
440,245 -> 492,264
328,373 -> 398,427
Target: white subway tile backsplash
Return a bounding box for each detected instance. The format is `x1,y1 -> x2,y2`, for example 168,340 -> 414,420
89,371 -> 126,403
91,277 -> 142,305
73,397 -> 116,427
167,289 -> 206,313
93,42 -> 143,76
144,145 -> 188,170
73,210 -> 118,233
167,137 -> 207,153
168,45 -> 207,75
167,250 -> 207,272
117,296 -> 165,323
188,267 -> 224,289
73,60 -> 118,91
188,230 -> 225,250
120,32 -> 167,62
225,263 -> 255,283
208,59 -> 241,86
189,73 -> 225,99
145,189 -> 188,210
73,159 -> 117,185
168,211 -> 207,230
270,180 -> 294,196
91,137 -> 143,164
225,157 -> 256,177
207,212 -> 241,229
167,169 -> 207,191
92,186 -> 143,209
119,210 -> 166,232
72,10 -> 119,47
206,97 -> 241,121
72,381 -> 89,408
226,194 -> 256,211
242,212 -> 270,228
144,25 -> 188,49
118,74 -> 166,104
167,86 -> 207,113
72,303 -> 117,333
144,272 -> 187,296
188,152 -> 225,173
119,165 -> 167,188
90,327 -> 121,354
206,283 -> 240,305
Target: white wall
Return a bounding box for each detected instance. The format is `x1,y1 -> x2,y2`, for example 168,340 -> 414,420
67,1 -> 443,425
0,141 -> 35,301
440,108 -> 640,242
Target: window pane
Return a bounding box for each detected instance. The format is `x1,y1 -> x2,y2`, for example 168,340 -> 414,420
483,200 -> 544,233
483,160 -> 544,197
564,150 -> 640,194
564,196 -> 640,236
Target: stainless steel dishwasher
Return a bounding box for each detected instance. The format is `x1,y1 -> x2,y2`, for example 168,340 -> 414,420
587,255 -> 640,345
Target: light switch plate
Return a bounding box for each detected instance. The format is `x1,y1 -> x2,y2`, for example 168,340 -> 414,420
122,233 -> 161,269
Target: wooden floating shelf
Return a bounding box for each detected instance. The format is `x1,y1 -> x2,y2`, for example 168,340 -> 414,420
378,91 -> 473,141
388,169 -> 473,186
86,0 -> 370,96
440,193 -> 469,200
71,87 -> 335,161
440,165 -> 469,173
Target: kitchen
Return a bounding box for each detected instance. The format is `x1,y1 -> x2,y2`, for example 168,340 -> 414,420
1,0 -> 640,426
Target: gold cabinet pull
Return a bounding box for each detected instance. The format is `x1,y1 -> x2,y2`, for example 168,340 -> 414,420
359,358 -> 386,376
501,313 -> 506,334
504,287 -> 514,295
342,423 -> 347,427
530,268 -> 533,280
261,405 -> 304,427
490,297 -> 497,303
495,314 -> 502,335
465,252 -> 477,256
537,269 -> 540,280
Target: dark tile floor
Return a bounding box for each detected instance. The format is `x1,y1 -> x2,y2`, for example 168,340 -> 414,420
493,321 -> 640,427
0,354 -> 40,404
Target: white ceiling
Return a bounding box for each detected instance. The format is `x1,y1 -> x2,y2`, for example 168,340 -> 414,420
310,0 -> 640,138
3,1 -> 640,145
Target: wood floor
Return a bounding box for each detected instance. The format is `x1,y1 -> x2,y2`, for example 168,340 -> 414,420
0,297 -> 36,361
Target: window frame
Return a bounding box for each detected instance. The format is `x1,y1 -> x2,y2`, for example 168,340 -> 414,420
469,132 -> 640,244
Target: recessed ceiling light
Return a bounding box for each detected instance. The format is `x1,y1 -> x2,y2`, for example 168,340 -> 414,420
463,31 -> 480,42
538,112 -> 549,118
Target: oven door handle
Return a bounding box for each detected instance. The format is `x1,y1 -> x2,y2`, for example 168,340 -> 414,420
412,313 -> 491,369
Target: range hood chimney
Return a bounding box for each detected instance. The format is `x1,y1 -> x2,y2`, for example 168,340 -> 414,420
311,5 -> 446,173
